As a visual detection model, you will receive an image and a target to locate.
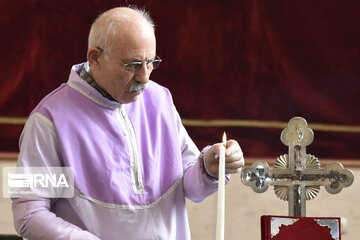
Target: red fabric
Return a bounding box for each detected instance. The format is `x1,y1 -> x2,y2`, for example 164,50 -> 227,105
261,215 -> 340,240
1,1 -> 360,158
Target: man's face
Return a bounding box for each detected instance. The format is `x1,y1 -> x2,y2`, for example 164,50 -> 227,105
94,25 -> 156,104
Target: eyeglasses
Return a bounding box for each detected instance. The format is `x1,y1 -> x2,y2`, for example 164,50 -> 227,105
96,47 -> 162,72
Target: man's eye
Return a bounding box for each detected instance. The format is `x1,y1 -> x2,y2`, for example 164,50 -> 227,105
123,62 -> 140,71
133,63 -> 143,67
130,63 -> 143,68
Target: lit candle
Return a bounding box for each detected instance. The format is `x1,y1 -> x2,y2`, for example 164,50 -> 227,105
216,132 -> 226,240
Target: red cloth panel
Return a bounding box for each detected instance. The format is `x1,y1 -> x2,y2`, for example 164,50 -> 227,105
1,1 -> 360,159
261,215 -> 340,240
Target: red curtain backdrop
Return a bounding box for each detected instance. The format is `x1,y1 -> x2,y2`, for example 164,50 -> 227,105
1,0 -> 360,159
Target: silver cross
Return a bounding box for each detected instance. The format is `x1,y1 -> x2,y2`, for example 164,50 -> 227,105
241,117 -> 354,216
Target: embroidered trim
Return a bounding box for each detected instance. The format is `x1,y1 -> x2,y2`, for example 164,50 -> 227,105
32,112 -> 55,129
116,106 -> 144,194
74,176 -> 183,209
67,81 -> 119,109
201,145 -> 219,179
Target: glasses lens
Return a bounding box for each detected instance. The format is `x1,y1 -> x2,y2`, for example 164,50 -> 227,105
152,59 -> 162,69
124,57 -> 162,72
125,63 -> 142,72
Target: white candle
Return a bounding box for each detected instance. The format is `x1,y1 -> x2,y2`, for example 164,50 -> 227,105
216,132 -> 226,240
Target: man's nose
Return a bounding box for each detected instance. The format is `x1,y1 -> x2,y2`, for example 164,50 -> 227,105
134,63 -> 151,84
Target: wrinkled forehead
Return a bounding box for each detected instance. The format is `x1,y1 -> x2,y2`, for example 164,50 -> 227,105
111,22 -> 156,60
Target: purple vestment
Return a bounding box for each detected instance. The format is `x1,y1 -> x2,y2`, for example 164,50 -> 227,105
12,63 -> 222,240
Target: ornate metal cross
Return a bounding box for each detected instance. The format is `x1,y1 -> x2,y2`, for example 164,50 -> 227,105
241,117 -> 354,216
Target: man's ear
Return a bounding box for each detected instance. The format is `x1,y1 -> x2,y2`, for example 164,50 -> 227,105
87,48 -> 102,70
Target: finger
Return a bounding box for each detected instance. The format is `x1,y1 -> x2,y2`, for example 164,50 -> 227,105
225,158 -> 245,169
225,151 -> 244,163
225,140 -> 241,156
225,139 -> 237,148
212,143 -> 224,154
225,167 -> 242,174
225,158 -> 244,174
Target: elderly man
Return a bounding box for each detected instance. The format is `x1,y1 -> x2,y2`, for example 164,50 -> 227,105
12,6 -> 244,240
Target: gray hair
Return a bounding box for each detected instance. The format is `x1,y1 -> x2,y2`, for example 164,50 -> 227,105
88,6 -> 155,52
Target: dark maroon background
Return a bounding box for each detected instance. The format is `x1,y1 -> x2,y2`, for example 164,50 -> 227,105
1,0 -> 360,159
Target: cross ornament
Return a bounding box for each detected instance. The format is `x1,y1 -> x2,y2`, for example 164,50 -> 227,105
241,117 -> 354,216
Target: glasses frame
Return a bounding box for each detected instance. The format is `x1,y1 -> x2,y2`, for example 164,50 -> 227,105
96,47 -> 162,72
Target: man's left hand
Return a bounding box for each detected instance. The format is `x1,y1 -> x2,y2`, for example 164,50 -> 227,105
203,140 -> 245,177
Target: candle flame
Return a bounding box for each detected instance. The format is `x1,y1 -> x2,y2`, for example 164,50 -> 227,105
222,132 -> 227,146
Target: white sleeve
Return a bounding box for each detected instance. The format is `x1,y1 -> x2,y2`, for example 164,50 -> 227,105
17,112 -> 63,167
13,113 -> 100,240
179,124 -> 200,171
179,125 -> 220,202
